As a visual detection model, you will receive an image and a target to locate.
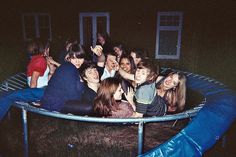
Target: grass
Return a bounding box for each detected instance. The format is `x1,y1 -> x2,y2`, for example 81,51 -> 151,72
0,108 -> 187,157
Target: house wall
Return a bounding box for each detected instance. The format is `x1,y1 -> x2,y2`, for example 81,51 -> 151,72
1,0 -> 236,90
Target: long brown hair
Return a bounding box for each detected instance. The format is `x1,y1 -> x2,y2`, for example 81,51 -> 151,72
164,72 -> 186,112
94,78 -> 121,117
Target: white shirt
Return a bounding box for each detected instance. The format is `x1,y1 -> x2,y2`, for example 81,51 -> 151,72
27,66 -> 49,88
100,67 -> 116,81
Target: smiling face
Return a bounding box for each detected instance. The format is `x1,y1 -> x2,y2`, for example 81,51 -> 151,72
120,58 -> 131,73
163,73 -> 180,90
135,68 -> 150,84
70,57 -> 84,69
113,84 -> 124,100
84,68 -> 100,84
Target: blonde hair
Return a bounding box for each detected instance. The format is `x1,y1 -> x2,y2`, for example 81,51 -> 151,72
164,72 -> 186,112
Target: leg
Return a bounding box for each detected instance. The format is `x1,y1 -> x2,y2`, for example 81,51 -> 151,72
0,88 -> 45,120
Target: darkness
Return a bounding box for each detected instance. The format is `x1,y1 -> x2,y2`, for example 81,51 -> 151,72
0,0 -> 236,156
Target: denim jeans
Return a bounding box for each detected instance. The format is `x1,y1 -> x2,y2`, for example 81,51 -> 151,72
0,88 -> 45,120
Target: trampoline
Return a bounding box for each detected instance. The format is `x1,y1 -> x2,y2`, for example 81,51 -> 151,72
0,69 -> 235,157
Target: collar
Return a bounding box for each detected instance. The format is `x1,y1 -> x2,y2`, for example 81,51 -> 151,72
136,81 -> 153,90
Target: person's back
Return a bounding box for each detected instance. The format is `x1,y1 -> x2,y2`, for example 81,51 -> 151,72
41,62 -> 83,111
27,54 -> 48,88
26,39 -> 51,88
108,101 -> 134,118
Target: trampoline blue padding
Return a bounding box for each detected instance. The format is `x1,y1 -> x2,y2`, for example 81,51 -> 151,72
140,73 -> 236,157
1,71 -> 235,157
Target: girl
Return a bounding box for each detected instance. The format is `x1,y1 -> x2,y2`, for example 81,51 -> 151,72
26,40 -> 52,88
94,77 -> 135,118
133,61 -> 186,117
41,43 -> 85,112
156,71 -> 187,113
113,43 -> 126,62
115,54 -> 136,97
119,54 -> 136,75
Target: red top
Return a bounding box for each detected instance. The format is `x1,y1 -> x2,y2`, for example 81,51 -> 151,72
27,55 -> 47,77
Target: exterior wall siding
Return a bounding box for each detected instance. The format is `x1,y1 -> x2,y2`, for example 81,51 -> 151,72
1,0 -> 236,90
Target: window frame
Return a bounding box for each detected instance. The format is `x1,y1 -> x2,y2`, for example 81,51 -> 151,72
155,12 -> 183,59
79,12 -> 110,47
22,13 -> 52,41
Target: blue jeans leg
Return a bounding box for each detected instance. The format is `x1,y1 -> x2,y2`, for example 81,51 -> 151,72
0,88 -> 45,121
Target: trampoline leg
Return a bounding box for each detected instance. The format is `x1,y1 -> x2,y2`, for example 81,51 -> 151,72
22,109 -> 29,157
138,121 -> 144,155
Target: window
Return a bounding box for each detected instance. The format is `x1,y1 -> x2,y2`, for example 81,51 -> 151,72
79,12 -> 110,47
155,12 -> 183,59
22,13 -> 52,41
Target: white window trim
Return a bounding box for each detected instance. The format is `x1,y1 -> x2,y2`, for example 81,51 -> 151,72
22,13 -> 52,41
79,12 -> 110,47
155,12 -> 183,59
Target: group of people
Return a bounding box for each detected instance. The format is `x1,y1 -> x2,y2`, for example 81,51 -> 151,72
0,32 -> 186,120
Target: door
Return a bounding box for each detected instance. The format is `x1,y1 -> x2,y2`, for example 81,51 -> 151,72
79,12 -> 110,48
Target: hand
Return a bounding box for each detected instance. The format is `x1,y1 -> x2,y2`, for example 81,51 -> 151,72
47,56 -> 60,67
90,45 -> 103,56
124,87 -> 134,100
46,57 -> 56,65
112,59 -> 119,71
124,87 -> 135,110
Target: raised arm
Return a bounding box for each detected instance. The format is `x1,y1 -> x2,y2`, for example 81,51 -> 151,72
47,56 -> 61,67
118,68 -> 135,81
91,45 -> 105,67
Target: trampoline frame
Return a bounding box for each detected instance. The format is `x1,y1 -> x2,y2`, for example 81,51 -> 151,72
1,70 -> 217,157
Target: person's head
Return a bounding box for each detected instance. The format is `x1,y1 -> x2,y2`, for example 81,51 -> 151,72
119,54 -> 136,74
113,43 -> 125,58
162,72 -> 186,91
66,43 -> 85,69
105,52 -> 117,71
26,40 -> 37,54
135,60 -> 159,85
80,62 -> 99,85
163,72 -> 187,112
97,32 -> 110,45
130,48 -> 145,66
65,37 -> 78,52
94,77 -> 123,116
27,39 -> 50,57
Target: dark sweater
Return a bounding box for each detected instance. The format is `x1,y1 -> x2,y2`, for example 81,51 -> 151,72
41,62 -> 84,111
81,85 -> 97,104
135,81 -> 167,117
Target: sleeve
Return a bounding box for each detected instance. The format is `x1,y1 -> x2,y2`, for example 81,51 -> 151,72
134,84 -> 156,114
135,84 -> 156,104
111,102 -> 133,118
135,102 -> 148,114
96,66 -> 104,78
30,57 -> 47,76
